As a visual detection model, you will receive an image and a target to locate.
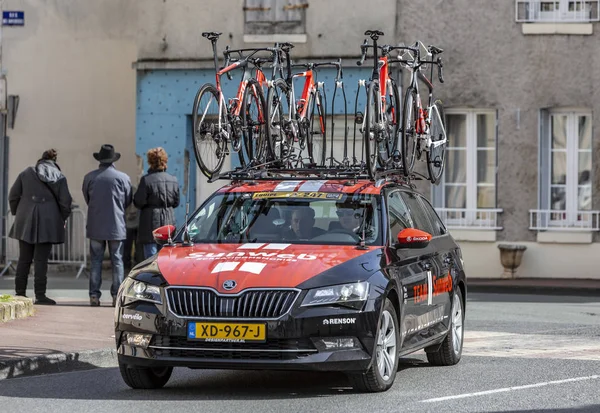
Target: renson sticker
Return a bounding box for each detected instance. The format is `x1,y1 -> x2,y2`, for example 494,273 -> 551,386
323,317 -> 357,325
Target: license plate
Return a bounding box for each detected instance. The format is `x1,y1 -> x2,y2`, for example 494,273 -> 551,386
187,322 -> 267,342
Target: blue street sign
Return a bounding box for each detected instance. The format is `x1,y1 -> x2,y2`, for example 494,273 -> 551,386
3,11 -> 24,26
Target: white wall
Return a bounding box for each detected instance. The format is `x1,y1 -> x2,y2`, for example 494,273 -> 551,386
3,0 -> 138,209
457,240 -> 600,280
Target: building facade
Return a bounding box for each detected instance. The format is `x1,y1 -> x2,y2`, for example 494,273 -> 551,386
2,0 -> 598,279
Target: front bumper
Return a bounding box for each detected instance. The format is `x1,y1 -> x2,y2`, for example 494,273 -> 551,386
115,297 -> 381,373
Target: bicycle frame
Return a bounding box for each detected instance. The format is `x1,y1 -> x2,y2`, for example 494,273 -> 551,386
210,52 -> 273,138
292,69 -> 320,122
358,55 -> 397,145
403,48 -> 446,151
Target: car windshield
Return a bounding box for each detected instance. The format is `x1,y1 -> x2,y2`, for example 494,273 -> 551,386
184,191 -> 382,246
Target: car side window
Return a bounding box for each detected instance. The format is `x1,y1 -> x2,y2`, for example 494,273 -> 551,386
399,192 -> 435,235
418,195 -> 447,236
386,190 -> 414,242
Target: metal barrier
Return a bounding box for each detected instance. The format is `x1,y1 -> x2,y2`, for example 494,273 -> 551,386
0,208 -> 88,278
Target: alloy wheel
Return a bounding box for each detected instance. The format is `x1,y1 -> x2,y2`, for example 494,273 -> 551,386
376,310 -> 397,381
452,292 -> 463,356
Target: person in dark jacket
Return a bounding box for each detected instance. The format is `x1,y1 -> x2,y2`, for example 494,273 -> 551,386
8,149 -> 73,305
134,147 -> 180,258
82,144 -> 132,307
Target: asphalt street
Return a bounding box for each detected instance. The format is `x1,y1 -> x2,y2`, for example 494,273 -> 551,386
1,292 -> 599,412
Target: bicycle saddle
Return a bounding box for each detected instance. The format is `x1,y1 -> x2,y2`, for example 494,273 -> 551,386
202,32 -> 222,40
428,45 -> 444,54
279,42 -> 295,51
365,30 -> 384,39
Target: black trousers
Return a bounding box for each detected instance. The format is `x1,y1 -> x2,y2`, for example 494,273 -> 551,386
123,227 -> 143,271
15,241 -> 52,298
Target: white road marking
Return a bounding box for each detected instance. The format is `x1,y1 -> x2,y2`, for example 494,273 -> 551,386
463,330 -> 600,360
421,375 -> 600,403
211,262 -> 239,273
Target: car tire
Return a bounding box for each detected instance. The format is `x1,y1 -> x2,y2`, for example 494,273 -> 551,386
118,361 -> 173,389
350,298 -> 399,392
426,290 -> 464,366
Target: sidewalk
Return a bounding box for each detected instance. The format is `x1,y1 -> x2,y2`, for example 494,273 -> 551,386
468,277 -> 600,296
0,272 -> 118,380
0,271 -> 599,380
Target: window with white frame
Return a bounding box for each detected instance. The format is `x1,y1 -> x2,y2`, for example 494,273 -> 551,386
532,109 -> 598,230
516,0 -> 599,22
244,0 -> 308,35
433,109 -> 501,229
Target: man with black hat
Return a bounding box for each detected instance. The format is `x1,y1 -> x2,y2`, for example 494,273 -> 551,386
82,144 -> 132,307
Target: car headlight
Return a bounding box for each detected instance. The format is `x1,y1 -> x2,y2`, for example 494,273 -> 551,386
301,282 -> 369,309
124,280 -> 163,304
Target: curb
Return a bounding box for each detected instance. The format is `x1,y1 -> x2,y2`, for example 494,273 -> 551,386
0,298 -> 35,322
0,348 -> 117,380
468,283 -> 600,297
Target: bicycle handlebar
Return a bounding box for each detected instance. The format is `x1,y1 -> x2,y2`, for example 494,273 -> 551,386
291,59 -> 344,79
223,46 -> 233,80
356,39 -> 368,66
437,57 -> 444,83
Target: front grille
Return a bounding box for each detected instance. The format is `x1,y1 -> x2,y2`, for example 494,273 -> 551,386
150,336 -> 316,360
166,288 -> 299,318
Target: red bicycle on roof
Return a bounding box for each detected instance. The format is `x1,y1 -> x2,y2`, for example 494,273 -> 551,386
356,30 -> 404,179
266,50 -> 342,168
192,32 -> 285,178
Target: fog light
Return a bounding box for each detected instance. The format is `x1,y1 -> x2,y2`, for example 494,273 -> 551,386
125,333 -> 152,349
314,337 -> 360,351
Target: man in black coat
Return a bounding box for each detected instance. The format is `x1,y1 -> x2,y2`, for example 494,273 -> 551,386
8,149 -> 73,305
134,147 -> 180,258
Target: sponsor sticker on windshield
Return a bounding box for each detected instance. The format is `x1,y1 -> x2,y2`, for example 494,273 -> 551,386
252,191 -> 343,200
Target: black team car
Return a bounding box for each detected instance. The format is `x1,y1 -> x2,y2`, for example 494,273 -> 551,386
115,178 -> 466,392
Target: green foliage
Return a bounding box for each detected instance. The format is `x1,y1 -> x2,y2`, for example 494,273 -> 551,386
0,294 -> 13,302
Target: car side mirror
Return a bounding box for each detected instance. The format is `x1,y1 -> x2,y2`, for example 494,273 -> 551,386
152,225 -> 176,246
395,228 -> 432,249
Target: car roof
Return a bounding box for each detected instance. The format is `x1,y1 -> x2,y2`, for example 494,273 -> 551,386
217,179 -> 414,196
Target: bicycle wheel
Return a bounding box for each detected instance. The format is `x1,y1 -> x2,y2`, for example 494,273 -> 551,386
265,78 -> 291,166
240,79 -> 267,167
426,100 -> 447,184
384,79 -> 401,164
401,87 -> 418,176
308,89 -> 327,167
364,81 -> 380,179
192,83 -> 227,178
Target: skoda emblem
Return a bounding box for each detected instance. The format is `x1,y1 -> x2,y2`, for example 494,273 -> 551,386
223,280 -> 237,290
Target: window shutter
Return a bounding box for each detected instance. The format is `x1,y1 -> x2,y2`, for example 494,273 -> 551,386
539,108 -> 551,227
245,0 -> 275,22
277,0 -> 307,22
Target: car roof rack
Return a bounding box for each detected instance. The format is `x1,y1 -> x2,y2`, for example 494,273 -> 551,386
208,164 -> 425,187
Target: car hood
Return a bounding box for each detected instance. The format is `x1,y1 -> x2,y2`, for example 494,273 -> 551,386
156,242 -> 375,293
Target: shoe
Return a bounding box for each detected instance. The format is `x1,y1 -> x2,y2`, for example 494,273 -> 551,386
34,296 -> 56,305
90,296 -> 100,307
15,293 -> 28,298
112,296 -> 117,307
